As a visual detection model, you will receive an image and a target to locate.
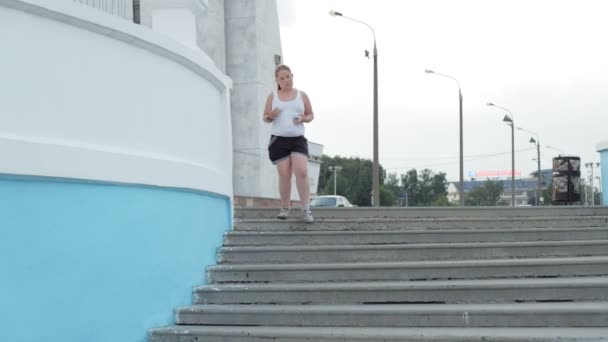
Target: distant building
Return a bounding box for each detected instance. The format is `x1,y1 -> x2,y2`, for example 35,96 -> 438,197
529,169 -> 553,189
448,170 -> 552,206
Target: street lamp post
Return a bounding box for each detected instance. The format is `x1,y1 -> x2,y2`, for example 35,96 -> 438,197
328,166 -> 342,196
585,162 -> 597,206
425,70 -> 464,206
517,127 -> 542,206
487,102 -> 515,206
597,163 -> 603,206
330,10 -> 379,207
597,163 -> 601,206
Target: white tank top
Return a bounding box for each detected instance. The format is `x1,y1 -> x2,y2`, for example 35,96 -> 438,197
271,89 -> 305,137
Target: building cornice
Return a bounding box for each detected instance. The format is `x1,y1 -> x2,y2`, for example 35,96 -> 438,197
1,0 -> 231,91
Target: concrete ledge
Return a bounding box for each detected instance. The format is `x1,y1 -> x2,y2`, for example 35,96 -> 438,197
224,227 -> 608,246
207,256 -> 608,283
175,302 -> 608,327
234,216 -> 608,231
150,326 -> 608,341
217,239 -> 608,264
194,277 -> 608,305
235,207 -> 608,219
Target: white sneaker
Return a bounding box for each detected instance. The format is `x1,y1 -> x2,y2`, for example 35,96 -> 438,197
302,209 -> 315,223
276,208 -> 290,220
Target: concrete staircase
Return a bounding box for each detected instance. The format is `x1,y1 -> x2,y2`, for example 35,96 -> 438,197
149,207 -> 608,341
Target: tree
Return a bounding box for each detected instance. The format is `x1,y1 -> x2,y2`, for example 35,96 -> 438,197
318,155 -> 387,206
382,173 -> 400,205
400,169 -> 448,206
317,157 -> 449,207
465,179 -> 504,206
542,180 -> 553,205
595,189 -> 602,205
400,169 -> 419,205
380,185 -> 397,206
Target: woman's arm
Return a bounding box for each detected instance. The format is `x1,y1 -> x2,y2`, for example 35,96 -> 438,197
262,94 -> 273,123
262,93 -> 275,123
300,91 -> 314,123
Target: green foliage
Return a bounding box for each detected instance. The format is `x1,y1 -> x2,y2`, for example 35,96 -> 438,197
380,185 -> 397,206
400,169 -> 448,206
431,195 -> 453,206
318,155 -> 449,207
465,179 -> 505,206
542,180 -> 553,205
318,155 -> 386,206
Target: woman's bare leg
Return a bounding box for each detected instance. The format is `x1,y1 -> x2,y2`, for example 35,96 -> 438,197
290,153 -> 310,208
276,158 -> 292,208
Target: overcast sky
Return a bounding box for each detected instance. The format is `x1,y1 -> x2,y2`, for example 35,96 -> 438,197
276,0 -> 607,183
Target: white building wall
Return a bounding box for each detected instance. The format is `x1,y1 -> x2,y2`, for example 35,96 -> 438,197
307,142 -> 324,196
139,0 -> 225,72
447,183 -> 459,204
73,0 -> 133,20
0,0 -> 232,197
64,0 -> 321,205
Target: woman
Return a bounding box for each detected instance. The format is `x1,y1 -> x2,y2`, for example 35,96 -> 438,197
263,64 -> 315,223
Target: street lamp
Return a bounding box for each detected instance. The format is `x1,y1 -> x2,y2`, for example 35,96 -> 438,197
330,10 -> 379,207
328,166 -> 342,196
517,127 -> 542,206
487,102 -> 515,206
425,69 -> 464,206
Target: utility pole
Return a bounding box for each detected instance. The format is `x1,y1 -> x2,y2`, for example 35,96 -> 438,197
329,10 -> 379,207
597,175 -> 603,206
597,162 -> 601,205
328,166 -> 342,196
487,103 -> 515,206
585,162 -> 597,206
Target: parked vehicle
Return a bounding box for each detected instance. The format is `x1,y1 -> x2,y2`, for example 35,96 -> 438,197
310,195 -> 353,207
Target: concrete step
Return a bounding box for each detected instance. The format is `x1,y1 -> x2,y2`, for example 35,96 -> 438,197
194,277 -> 608,305
207,256 -> 608,283
175,302 -> 608,327
235,206 -> 608,220
224,227 -> 608,246
149,326 -> 608,341
217,239 -> 608,264
234,216 -> 608,231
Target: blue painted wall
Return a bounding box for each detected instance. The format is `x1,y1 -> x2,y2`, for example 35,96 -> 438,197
0,176 -> 231,342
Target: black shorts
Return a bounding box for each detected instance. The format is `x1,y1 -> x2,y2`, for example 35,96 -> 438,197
268,135 -> 309,164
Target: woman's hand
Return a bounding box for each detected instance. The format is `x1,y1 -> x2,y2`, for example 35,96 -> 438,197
264,107 -> 280,123
294,114 -> 309,124
268,107 -> 280,119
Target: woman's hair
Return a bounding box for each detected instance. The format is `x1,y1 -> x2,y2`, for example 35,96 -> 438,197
275,64 -> 291,91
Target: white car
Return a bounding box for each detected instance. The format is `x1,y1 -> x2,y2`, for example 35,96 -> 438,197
310,195 -> 353,207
